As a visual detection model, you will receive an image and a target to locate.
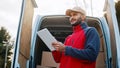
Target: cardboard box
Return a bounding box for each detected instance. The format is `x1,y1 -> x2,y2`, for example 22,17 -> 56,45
37,65 -> 50,68
41,51 -> 59,68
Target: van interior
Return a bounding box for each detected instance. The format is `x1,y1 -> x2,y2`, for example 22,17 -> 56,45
33,15 -> 107,68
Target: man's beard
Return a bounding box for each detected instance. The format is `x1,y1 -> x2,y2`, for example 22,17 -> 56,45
71,18 -> 82,26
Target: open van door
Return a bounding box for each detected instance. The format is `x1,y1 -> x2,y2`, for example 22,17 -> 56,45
11,0 -> 37,68
103,0 -> 120,67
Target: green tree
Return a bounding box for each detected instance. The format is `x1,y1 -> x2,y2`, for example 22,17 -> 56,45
0,27 -> 11,43
0,27 -> 13,68
115,1 -> 120,31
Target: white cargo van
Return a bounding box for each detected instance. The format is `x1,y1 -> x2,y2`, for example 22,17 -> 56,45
11,0 -> 120,68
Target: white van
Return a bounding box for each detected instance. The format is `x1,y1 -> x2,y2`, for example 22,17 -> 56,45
11,0 -> 120,68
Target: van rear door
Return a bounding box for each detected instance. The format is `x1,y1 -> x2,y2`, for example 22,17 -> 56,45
104,0 -> 120,67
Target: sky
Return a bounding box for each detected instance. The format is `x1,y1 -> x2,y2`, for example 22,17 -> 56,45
0,0 -> 22,40
34,0 -> 105,16
0,0 -> 108,41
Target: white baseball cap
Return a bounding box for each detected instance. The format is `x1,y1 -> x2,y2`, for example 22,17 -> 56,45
66,6 -> 86,16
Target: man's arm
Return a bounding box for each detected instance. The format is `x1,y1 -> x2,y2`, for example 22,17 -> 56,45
65,28 -> 100,61
52,42 -> 64,63
52,50 -> 62,63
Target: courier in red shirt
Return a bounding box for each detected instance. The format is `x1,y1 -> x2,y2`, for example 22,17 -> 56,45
52,6 -> 100,68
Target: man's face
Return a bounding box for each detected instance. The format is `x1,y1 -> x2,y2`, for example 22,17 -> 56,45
69,12 -> 81,25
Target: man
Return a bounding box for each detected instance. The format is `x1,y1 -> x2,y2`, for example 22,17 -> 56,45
52,6 -> 100,68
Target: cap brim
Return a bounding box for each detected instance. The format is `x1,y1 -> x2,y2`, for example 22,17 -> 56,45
66,9 -> 81,16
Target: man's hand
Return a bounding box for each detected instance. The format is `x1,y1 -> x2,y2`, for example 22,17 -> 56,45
52,42 -> 65,52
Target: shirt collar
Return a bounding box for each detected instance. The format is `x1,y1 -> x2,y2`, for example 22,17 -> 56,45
73,22 -> 88,33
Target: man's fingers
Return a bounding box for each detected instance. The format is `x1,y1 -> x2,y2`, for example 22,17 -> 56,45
52,42 -> 60,45
52,42 -> 56,45
52,42 -> 65,52
52,42 -> 59,47
52,44 -> 59,50
54,45 -> 59,50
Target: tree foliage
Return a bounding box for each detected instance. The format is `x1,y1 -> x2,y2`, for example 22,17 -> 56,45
0,27 -> 13,68
0,27 -> 11,43
115,1 -> 120,31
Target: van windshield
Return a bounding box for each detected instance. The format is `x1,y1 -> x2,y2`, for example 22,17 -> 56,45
35,0 -> 105,17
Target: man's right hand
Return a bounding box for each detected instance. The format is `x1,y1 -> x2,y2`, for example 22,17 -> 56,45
52,42 -> 65,52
